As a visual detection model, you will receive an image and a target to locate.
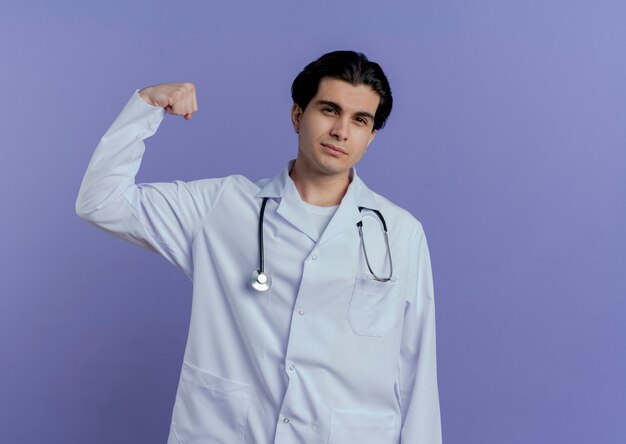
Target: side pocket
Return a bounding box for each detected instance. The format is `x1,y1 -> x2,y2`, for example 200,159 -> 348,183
328,409 -> 397,444
172,362 -> 251,443
348,272 -> 400,337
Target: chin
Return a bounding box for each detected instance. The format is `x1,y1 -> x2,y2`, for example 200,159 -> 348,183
318,161 -> 351,177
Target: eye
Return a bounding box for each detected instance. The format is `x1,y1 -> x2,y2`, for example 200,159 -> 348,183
355,117 -> 368,125
323,107 -> 337,115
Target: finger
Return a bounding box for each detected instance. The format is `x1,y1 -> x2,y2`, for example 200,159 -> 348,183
184,113 -> 191,120
184,93 -> 197,115
192,92 -> 198,112
170,103 -> 188,117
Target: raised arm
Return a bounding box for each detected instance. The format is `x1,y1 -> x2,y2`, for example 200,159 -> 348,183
75,83 -> 226,281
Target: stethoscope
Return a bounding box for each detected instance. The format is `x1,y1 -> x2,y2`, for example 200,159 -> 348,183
250,197 -> 394,291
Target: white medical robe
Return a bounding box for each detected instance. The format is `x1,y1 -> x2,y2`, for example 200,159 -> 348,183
75,90 -> 442,443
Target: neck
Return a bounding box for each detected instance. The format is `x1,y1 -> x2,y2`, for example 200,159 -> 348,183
289,159 -> 350,206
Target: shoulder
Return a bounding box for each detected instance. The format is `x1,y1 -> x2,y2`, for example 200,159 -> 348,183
368,189 -> 425,242
184,173 -> 259,193
166,174 -> 259,209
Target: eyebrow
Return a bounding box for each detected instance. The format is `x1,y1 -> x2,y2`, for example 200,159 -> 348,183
315,100 -> 375,122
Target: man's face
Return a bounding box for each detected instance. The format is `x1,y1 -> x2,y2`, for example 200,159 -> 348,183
291,77 -> 380,179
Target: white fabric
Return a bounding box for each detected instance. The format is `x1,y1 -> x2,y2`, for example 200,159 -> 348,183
300,200 -> 338,237
76,90 -> 442,444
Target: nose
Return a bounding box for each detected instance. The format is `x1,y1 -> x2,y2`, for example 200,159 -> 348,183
330,117 -> 349,141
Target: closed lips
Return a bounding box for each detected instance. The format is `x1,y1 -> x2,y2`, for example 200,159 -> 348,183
322,143 -> 347,154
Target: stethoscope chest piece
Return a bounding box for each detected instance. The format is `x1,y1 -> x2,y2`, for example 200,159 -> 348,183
250,270 -> 272,292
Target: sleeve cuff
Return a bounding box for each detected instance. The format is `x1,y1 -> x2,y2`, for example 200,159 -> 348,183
105,89 -> 165,136
132,88 -> 165,111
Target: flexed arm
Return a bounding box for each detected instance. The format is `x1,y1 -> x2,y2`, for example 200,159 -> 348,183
75,83 -> 227,280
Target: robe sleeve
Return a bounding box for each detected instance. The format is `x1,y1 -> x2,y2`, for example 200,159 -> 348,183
398,225 -> 442,443
75,90 -> 229,281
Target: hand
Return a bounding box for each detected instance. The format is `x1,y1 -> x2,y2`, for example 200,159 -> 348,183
138,82 -> 198,120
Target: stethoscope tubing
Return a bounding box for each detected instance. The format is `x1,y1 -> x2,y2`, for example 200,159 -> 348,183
358,223 -> 393,282
258,197 -> 269,274
250,198 -> 393,291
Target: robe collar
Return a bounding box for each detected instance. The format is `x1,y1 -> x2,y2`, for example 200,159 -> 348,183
256,160 -> 380,244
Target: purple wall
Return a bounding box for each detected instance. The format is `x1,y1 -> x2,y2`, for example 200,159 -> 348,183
2,1 -> 624,443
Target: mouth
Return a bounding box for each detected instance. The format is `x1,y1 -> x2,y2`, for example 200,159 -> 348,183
321,143 -> 348,156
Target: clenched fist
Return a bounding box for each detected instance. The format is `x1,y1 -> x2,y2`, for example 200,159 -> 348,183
138,82 -> 198,120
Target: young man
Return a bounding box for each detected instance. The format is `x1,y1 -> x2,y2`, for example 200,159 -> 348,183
76,51 -> 441,443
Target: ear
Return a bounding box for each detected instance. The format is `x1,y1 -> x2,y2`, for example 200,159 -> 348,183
367,129 -> 376,147
291,103 -> 303,133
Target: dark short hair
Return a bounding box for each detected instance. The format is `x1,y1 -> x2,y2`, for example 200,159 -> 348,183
291,50 -> 393,131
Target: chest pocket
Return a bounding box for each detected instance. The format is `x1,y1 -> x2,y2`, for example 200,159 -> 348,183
348,272 -> 400,338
